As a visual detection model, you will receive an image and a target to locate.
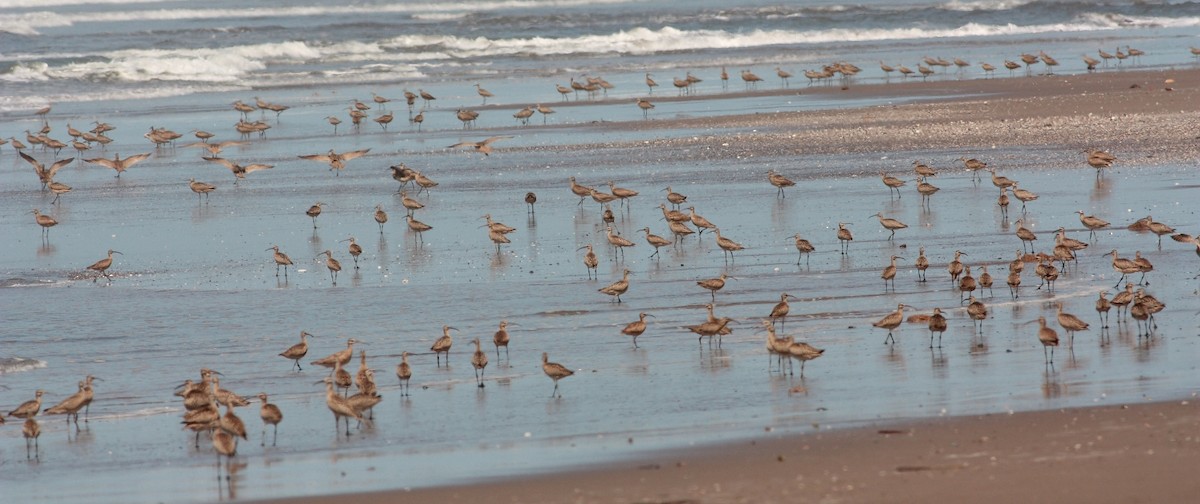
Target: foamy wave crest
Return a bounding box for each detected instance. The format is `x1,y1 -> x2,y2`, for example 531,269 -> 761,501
0,84 -> 243,113
0,0 -> 633,35
0,40 -> 372,84
0,357 -> 47,374
941,0 -> 1039,12
0,277 -> 67,287
380,18 -> 1167,59
0,0 -> 181,7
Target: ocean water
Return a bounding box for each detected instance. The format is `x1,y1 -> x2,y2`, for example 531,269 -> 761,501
1,0 -> 1199,502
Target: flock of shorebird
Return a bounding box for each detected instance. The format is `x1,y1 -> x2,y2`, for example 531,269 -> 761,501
6,53 -> 1199,469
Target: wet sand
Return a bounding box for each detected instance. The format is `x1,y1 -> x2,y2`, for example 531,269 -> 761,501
3,67 -> 1199,503
265,398 -> 1200,504
249,67 -> 1200,503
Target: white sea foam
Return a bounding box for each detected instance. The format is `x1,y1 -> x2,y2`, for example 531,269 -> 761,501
0,84 -> 244,112
941,0 -> 1039,12
0,357 -> 47,374
0,0 -> 634,35
379,17 -> 1194,59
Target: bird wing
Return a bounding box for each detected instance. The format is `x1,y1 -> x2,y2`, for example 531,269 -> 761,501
340,149 -> 370,161
84,157 -> 119,170
121,153 -> 153,168
18,151 -> 44,175
242,163 -> 274,173
447,141 -> 475,149
479,136 -> 512,146
298,154 -> 334,163
46,158 -> 74,179
215,140 -> 247,149
203,156 -> 236,171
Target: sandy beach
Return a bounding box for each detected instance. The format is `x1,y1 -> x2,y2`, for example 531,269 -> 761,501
216,67 -> 1200,504
3,58 -> 1199,503
266,399 -> 1200,504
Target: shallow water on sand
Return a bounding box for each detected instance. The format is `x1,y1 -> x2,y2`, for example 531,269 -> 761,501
1,91 -> 1199,502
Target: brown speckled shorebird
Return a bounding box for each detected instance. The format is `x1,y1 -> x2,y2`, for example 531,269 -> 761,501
542,352 -> 574,398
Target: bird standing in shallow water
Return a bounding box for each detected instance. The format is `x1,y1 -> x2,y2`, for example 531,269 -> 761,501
542,352 -> 574,398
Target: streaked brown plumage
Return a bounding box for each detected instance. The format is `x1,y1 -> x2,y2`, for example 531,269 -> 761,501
599,269 -> 632,303
470,338 -> 488,387
257,393 -> 282,446
396,351 -> 413,396
542,352 -> 574,397
872,304 -> 908,344
622,312 -> 652,348
927,308 -> 948,348
430,325 -> 457,367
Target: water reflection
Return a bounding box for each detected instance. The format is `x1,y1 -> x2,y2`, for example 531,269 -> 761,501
37,242 -> 56,257
1041,368 -> 1062,399
929,347 -> 948,377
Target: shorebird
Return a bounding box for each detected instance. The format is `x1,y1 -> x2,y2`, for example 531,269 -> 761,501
947,250 -> 966,284
305,202 -> 325,229
791,233 -> 815,265
1146,217 -> 1176,247
1015,218 -> 1037,253
1007,266 -> 1022,299
474,83 -> 494,105
1096,291 -> 1112,328
767,169 -> 796,197
311,338 -> 360,369
769,293 -> 799,330
636,98 -> 654,119
31,209 -> 57,240
257,393 -> 282,446
645,73 -> 658,94
837,222 -> 854,254
83,152 -> 151,177
607,181 -> 639,207
640,227 -> 671,258
448,136 -> 511,157
871,212 -> 907,240
1056,303 -> 1089,346
787,340 -> 824,377
882,255 -> 903,291
86,249 -> 123,283
776,67 -> 792,87
542,352 -> 574,398
914,246 -> 929,282
396,352 -> 412,396
316,250 -> 341,285
404,215 -> 433,241
470,338 -> 488,388
881,172 -> 905,198
188,178 -> 216,203
713,227 -> 746,262
298,149 -> 370,176
19,152 -> 73,189
684,316 -> 735,347
512,106 -> 534,126
1108,249 -> 1141,288
605,225 -> 635,261
663,186 -> 687,208
1034,317 -> 1059,364
204,156 -> 273,184
430,325 -> 458,367
599,269 -> 632,302
1011,182 -> 1038,213
916,177 -> 939,206
8,390 -> 45,419
24,418 -> 40,459
536,104 -> 554,124
685,206 -> 716,237
959,156 -> 987,182
927,308 -> 947,348
577,244 -> 599,279
621,313 -> 653,348
43,377 -> 98,426
880,61 -> 895,80
697,273 -> 735,301
492,320 -> 513,359
279,331 -> 312,371
873,304 -> 908,344
967,295 -> 988,333
525,191 -> 537,213
319,377 -> 363,437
